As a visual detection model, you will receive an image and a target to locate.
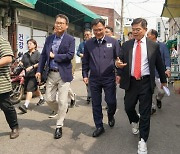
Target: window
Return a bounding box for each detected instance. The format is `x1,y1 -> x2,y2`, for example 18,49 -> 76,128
115,19 -> 120,30
101,16 -> 108,26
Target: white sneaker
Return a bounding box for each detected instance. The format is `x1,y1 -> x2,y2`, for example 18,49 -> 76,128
132,122 -> 139,134
48,111 -> 58,118
138,138 -> 147,154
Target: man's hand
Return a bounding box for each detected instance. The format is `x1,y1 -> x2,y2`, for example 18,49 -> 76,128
80,53 -> 84,58
35,72 -> 41,84
115,57 -> 127,68
83,77 -> 89,84
26,66 -> 33,72
116,76 -> 121,84
161,83 -> 167,89
165,70 -> 171,78
50,52 -> 55,58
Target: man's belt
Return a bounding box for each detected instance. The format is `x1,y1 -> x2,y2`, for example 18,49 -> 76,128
131,75 -> 150,80
50,68 -> 59,72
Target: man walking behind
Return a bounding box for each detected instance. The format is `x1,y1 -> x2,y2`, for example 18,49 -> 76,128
77,29 -> 92,103
147,29 -> 171,114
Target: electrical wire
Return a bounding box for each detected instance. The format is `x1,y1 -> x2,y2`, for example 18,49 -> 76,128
130,2 -> 161,16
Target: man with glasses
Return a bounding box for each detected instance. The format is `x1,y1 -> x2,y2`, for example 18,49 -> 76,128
116,18 -> 167,154
77,29 -> 92,103
36,14 -> 75,139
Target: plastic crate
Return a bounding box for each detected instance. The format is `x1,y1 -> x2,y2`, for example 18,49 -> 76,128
170,64 -> 180,82
171,57 -> 178,64
171,64 -> 179,72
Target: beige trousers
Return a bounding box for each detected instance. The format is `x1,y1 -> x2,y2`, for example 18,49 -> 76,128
68,87 -> 75,101
45,71 -> 70,128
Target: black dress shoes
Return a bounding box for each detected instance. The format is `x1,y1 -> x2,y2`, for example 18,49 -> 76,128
92,127 -> 105,137
156,99 -> 162,109
54,128 -> 62,139
108,116 -> 115,127
10,127 -> 19,139
151,108 -> 156,115
87,97 -> 91,104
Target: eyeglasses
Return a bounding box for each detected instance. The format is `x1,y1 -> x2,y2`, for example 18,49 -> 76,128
55,22 -> 66,25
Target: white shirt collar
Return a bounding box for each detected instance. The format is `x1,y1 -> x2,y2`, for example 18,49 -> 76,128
135,36 -> 146,43
97,35 -> 105,41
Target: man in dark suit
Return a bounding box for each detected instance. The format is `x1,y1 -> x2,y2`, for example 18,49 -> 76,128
116,18 -> 167,154
82,18 -> 120,137
36,14 -> 75,139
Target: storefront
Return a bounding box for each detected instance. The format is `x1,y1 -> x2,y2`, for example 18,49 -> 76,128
1,0 -> 100,63
15,8 -> 82,63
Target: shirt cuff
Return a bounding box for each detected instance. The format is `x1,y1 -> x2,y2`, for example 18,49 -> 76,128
166,67 -> 170,70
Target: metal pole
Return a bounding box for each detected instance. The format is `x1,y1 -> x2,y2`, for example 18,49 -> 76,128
120,0 -> 124,42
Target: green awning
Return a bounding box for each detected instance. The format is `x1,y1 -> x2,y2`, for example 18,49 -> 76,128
35,0 -> 101,26
12,0 -> 37,9
61,0 -> 101,20
161,0 -> 180,18
166,39 -> 177,49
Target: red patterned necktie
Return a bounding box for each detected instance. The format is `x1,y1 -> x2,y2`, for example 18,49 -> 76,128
134,40 -> 141,79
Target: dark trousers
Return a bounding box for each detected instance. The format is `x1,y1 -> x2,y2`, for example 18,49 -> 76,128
0,92 -> 19,130
124,77 -> 152,142
90,77 -> 117,128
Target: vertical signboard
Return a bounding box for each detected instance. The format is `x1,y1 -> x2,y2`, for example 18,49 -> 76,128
17,25 -> 31,54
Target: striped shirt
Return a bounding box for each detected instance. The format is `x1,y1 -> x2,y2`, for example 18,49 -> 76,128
0,35 -> 13,94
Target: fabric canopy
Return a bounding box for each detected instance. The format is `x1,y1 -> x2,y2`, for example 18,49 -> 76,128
12,0 -> 37,9
161,0 -> 180,18
35,0 -> 101,26
61,0 -> 101,20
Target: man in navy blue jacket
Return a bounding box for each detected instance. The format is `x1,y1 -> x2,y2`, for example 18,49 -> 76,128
147,29 -> 171,114
36,14 -> 75,139
77,29 -> 92,103
82,18 -> 120,137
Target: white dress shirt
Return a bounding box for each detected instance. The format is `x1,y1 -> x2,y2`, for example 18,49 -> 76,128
131,36 -> 150,76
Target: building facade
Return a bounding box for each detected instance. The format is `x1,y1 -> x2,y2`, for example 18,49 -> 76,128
168,17 -> 180,40
156,18 -> 169,42
0,0 -> 100,64
83,5 -> 121,39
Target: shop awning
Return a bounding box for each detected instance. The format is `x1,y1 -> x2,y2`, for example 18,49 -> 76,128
161,0 -> 180,18
12,0 -> 37,9
61,0 -> 100,20
35,0 -> 101,26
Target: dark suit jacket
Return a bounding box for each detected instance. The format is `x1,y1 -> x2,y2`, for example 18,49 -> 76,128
117,38 -> 167,92
82,36 -> 120,79
37,33 -> 75,82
